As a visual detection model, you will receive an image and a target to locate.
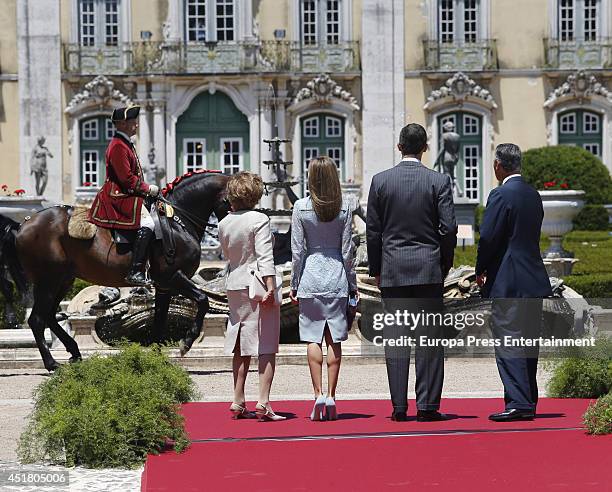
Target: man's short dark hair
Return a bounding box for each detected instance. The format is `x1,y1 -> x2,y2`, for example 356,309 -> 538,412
495,143 -> 522,172
399,123 -> 428,155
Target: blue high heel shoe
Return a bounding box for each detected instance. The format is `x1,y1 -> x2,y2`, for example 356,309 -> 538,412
325,396 -> 337,421
310,395 -> 326,421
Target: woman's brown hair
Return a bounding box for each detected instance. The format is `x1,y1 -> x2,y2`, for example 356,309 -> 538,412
226,172 -> 264,210
308,156 -> 342,222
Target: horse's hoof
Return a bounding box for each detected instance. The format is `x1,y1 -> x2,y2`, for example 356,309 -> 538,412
178,339 -> 191,357
46,362 -> 60,374
68,355 -> 82,364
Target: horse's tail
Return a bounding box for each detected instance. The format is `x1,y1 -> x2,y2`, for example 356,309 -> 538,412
0,214 -> 28,294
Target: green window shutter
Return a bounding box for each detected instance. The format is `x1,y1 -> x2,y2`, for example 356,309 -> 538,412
558,109 -> 603,159
300,113 -> 345,194
79,115 -> 111,187
176,92 -> 249,175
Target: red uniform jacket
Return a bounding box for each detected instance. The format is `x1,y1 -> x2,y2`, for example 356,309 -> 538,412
89,133 -> 150,230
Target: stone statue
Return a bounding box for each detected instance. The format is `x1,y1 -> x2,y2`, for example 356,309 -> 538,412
146,147 -> 166,188
434,121 -> 463,198
30,136 -> 53,196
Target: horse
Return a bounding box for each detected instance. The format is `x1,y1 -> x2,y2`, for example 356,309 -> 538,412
0,171 -> 230,372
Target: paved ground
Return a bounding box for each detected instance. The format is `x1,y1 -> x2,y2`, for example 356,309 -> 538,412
0,359 -> 552,491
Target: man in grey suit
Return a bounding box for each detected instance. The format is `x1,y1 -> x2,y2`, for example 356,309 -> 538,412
366,123 -> 457,422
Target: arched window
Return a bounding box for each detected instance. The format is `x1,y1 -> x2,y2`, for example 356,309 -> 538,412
438,111 -> 482,201
79,115 -> 113,187
176,91 -> 249,175
558,109 -> 602,158
300,113 -> 344,192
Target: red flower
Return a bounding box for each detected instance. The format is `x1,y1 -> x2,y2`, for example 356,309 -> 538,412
82,182 -> 92,187
561,182 -> 569,189
14,189 -> 26,196
1,184 -> 7,191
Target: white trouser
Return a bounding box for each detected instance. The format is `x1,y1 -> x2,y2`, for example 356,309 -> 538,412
140,204 -> 155,231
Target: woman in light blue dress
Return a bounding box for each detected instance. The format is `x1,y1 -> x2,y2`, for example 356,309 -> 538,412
290,156 -> 358,421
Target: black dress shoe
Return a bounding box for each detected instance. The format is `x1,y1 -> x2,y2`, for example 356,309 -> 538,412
489,409 -> 535,422
391,412 -> 408,422
416,410 -> 450,422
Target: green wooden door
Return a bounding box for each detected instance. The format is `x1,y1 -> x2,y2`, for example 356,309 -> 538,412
558,109 -> 603,159
176,91 -> 249,175
79,115 -> 113,187
438,111 -> 482,202
300,113 -> 345,193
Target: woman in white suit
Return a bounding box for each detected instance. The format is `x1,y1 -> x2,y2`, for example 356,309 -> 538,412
218,172 -> 285,422
290,157 -> 358,421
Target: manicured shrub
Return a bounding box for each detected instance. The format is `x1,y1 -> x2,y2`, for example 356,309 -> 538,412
18,344 -> 198,468
573,205 -> 610,231
583,392 -> 612,435
546,337 -> 612,399
522,146 -> 612,204
563,274 -> 612,298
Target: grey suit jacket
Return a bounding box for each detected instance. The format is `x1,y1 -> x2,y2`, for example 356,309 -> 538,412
218,210 -> 277,291
366,159 -> 457,288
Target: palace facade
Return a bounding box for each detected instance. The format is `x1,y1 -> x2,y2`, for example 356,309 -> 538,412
0,0 -> 610,211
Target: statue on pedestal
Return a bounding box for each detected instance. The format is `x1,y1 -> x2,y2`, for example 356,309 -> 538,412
434,121 -> 463,198
30,136 -> 53,196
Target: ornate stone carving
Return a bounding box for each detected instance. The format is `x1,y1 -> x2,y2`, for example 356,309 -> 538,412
424,72 -> 497,111
544,70 -> 612,108
65,75 -> 133,114
294,74 -> 360,111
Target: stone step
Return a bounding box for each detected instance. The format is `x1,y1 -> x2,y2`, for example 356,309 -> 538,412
0,329 -> 53,349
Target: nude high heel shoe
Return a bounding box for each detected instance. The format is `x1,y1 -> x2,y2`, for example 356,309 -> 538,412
229,403 -> 256,420
255,403 -> 287,421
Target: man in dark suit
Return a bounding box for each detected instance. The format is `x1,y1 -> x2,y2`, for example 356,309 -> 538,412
476,143 -> 552,422
367,123 -> 457,422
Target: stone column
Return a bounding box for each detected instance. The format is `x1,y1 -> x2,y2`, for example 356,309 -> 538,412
138,104 -> 152,168
18,0 -> 62,201
152,101 -> 167,182
361,0 -> 405,206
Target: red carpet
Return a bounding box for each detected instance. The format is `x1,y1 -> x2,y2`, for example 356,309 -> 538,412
142,399 -> 611,491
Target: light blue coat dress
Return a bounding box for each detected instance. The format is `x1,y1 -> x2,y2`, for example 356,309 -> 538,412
291,197 -> 357,343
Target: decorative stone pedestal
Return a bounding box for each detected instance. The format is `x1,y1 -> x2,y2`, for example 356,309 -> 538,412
543,258 -> 580,277
453,197 -> 478,246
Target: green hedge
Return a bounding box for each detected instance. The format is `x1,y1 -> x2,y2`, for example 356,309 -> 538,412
563,274 -> 612,298
573,205 -> 610,231
546,337 -> 612,399
522,146 -> 612,204
0,286 -> 27,329
583,392 -> 612,435
19,344 -> 198,468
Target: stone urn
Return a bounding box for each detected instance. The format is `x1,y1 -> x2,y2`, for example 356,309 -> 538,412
0,196 -> 45,223
539,190 -> 585,258
605,204 -> 612,225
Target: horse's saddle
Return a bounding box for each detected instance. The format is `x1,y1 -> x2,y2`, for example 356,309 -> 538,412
151,201 -> 177,264
67,206 -> 97,240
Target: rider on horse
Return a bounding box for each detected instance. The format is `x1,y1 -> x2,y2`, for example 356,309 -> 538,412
88,105 -> 159,286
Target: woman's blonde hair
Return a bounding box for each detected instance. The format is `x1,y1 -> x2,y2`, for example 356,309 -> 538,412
226,172 -> 264,210
308,156 -> 342,222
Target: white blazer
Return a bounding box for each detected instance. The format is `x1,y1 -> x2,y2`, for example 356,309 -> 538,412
218,210 -> 277,291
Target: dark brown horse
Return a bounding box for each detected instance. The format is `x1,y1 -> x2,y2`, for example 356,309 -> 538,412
0,171 -> 230,371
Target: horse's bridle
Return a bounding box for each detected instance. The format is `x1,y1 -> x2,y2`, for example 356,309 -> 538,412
155,195 -> 219,237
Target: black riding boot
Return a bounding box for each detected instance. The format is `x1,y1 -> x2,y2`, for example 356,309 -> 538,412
125,227 -> 154,286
